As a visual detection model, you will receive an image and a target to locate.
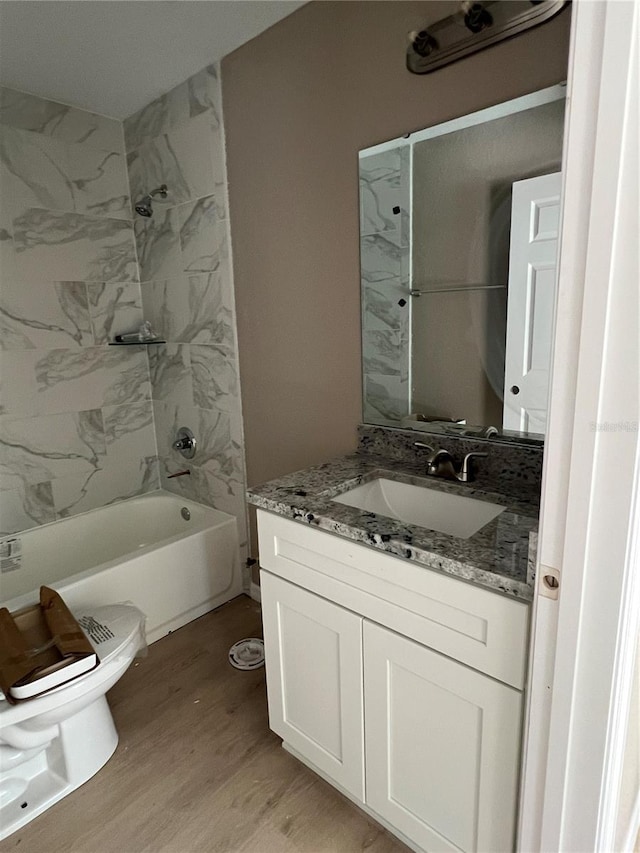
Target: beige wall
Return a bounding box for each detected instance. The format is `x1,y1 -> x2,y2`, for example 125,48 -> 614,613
222,1 -> 571,553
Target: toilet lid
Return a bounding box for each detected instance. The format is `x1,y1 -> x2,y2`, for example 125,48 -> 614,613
76,604 -> 145,666
0,604 -> 145,704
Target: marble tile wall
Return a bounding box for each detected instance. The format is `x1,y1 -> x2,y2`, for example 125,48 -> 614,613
123,65 -> 248,557
0,86 -> 159,535
359,145 -> 411,426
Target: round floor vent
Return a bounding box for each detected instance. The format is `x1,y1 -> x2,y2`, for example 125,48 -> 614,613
228,638 -> 265,670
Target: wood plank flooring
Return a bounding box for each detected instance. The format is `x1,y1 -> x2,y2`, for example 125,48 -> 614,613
1,596 -> 408,853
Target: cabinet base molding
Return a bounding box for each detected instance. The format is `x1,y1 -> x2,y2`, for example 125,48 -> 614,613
282,742 -> 423,853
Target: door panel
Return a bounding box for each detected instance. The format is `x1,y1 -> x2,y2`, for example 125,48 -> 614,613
504,171 -> 562,434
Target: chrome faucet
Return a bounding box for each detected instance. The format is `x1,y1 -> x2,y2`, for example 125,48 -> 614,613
414,442 -> 487,483
173,426 -> 196,459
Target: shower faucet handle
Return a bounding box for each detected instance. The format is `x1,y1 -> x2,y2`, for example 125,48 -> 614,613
172,427 -> 196,460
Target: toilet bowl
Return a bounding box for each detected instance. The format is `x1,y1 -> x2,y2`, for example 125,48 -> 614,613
0,603 -> 145,840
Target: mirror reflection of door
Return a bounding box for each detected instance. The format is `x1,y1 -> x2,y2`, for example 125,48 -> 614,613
503,172 -> 562,435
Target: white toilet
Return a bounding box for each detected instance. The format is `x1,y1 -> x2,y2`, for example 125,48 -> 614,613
0,603 -> 145,840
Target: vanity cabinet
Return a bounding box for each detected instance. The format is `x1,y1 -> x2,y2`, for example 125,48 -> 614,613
260,572 -> 365,800
364,621 -> 522,853
257,510 -> 529,853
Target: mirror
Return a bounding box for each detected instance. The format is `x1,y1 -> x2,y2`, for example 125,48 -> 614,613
359,85 -> 566,444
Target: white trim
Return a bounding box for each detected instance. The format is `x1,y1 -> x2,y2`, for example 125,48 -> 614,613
622,789 -> 640,853
358,83 -> 566,159
537,0 -> 640,849
249,581 -> 261,603
518,3 -> 606,846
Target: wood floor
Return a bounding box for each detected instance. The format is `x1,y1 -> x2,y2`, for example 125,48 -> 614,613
1,596 -> 408,853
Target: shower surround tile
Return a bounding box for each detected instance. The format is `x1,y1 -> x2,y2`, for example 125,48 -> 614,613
52,454 -> 159,520
0,126 -> 75,217
141,272 -> 235,346
0,409 -> 106,487
0,86 -> 161,535
0,126 -> 130,221
123,84 -> 190,152
191,345 -> 238,412
68,147 -> 130,220
148,343 -> 193,406
68,402 -> 158,518
126,111 -> 218,209
87,281 -> 143,344
0,86 -> 123,153
134,207 -> 183,282
158,455 -> 247,544
13,208 -> 138,283
123,64 -> 221,150
1,347 -> 150,417
0,280 -> 93,349
154,399 -> 245,520
0,481 -> 56,535
0,206 -> 18,282
103,401 -> 156,461
178,195 -> 227,273
125,62 -> 246,543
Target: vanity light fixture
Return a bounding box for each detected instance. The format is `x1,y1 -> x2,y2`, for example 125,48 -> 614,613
407,0 -> 570,75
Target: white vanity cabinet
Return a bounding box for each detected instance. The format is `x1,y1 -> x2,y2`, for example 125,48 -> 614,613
257,510 -> 529,853
260,572 -> 365,800
364,621 -> 522,853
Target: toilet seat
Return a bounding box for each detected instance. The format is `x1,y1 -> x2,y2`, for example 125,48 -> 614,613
0,604 -> 145,724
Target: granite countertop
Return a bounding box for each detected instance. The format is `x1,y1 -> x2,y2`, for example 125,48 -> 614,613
247,452 -> 540,602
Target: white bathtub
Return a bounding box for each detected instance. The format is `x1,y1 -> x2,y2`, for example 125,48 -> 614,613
0,492 -> 242,643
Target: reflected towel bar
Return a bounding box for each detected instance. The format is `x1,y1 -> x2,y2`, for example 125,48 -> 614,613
410,284 -> 506,296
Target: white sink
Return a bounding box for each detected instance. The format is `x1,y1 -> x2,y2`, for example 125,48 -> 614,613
332,477 -> 506,539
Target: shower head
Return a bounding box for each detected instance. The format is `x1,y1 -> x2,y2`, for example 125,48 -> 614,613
135,196 -> 153,217
134,184 -> 168,217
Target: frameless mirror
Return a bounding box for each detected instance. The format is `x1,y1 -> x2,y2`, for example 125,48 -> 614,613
359,85 -> 566,445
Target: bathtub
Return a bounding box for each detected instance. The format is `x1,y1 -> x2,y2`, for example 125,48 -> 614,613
0,492 -> 242,643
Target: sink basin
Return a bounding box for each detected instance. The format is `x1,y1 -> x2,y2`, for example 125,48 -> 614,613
332,477 -> 506,539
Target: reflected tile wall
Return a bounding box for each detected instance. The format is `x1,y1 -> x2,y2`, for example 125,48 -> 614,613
359,145 -> 411,424
125,64 -> 247,550
0,86 -> 158,534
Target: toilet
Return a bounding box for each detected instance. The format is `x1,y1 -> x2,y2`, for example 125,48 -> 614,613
0,603 -> 145,840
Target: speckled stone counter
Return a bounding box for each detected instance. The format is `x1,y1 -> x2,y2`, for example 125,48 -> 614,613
247,451 -> 540,602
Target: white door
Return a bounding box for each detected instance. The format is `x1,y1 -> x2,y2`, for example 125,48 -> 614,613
503,172 -> 562,434
364,621 -> 522,853
260,571 -> 365,800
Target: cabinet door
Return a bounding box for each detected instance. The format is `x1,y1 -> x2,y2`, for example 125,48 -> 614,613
260,571 -> 365,800
364,621 -> 522,853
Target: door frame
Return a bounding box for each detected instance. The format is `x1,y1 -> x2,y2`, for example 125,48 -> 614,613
521,0 -> 640,849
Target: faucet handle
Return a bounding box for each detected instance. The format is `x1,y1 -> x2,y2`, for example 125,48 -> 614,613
458,451 -> 488,482
414,441 -> 434,451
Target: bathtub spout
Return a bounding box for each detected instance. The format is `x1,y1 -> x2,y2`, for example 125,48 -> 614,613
167,470 -> 190,479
